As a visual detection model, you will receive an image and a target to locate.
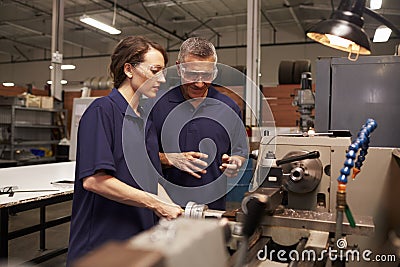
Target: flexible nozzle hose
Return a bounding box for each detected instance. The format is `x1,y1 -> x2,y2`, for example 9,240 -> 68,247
335,119 -> 377,241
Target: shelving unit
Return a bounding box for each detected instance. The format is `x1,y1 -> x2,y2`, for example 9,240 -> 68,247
0,105 -> 67,165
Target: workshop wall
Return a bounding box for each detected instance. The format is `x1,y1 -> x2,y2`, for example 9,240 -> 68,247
0,39 -> 398,90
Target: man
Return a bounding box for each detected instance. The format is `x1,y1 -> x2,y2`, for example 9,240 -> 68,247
148,37 -> 248,210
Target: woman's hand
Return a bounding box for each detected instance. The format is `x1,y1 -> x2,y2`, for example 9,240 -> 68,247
153,200 -> 184,220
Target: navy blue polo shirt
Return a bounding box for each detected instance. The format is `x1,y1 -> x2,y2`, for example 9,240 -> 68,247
67,88 -> 161,266
148,86 -> 248,210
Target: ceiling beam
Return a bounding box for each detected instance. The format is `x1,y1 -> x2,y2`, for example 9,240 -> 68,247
13,45 -> 29,60
0,36 -> 49,61
170,0 -> 221,37
102,0 -> 185,41
139,0 -> 156,23
283,0 -> 305,34
261,9 -> 277,43
299,4 -> 400,17
3,22 -> 96,52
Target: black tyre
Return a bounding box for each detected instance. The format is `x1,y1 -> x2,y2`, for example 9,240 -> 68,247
293,60 -> 311,84
278,60 -> 295,84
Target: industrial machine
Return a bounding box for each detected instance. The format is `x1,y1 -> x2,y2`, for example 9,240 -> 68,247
184,128 -> 399,267
73,123 -> 400,267
181,134 -> 376,266
292,72 -> 315,133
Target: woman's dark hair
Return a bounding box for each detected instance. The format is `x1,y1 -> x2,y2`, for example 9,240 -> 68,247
109,36 -> 168,88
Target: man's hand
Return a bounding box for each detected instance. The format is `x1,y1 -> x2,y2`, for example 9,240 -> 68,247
219,154 -> 244,178
160,152 -> 208,179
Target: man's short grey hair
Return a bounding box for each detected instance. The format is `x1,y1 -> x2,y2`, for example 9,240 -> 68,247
178,37 -> 217,63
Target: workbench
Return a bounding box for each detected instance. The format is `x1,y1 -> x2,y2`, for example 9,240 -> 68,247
0,161 -> 75,264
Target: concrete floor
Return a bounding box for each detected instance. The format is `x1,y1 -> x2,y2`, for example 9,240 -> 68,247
6,201 -> 72,267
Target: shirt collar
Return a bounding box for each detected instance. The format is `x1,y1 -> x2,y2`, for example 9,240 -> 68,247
109,88 -> 142,119
167,86 -> 186,103
167,85 -> 220,106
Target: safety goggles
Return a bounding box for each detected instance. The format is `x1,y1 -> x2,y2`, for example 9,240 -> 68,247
132,63 -> 167,79
179,65 -> 218,83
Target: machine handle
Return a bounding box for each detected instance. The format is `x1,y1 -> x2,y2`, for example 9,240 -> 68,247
276,150 -> 320,166
242,194 -> 268,238
234,195 -> 267,267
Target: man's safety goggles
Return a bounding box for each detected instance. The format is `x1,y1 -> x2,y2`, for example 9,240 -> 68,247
179,66 -> 218,83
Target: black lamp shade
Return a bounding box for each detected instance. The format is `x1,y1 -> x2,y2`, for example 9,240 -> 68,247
306,0 -> 372,55
307,19 -> 371,55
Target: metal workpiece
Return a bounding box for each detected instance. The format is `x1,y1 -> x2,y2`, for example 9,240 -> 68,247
184,201 -> 225,219
184,202 -> 208,219
236,209 -> 374,237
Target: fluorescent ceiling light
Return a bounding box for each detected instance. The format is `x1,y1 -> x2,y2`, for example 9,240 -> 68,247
79,15 -> 121,35
62,64 -> 76,70
49,64 -> 76,70
2,82 -> 15,87
47,80 -> 68,85
370,0 -> 382,10
373,25 -> 392,42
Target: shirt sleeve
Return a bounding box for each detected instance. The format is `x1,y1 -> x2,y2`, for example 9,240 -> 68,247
76,104 -> 116,180
230,106 -> 249,158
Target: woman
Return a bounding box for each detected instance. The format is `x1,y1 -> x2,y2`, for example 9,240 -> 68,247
66,36 -> 182,266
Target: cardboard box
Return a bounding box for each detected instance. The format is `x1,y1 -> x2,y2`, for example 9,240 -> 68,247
41,96 -> 54,109
25,95 -> 41,108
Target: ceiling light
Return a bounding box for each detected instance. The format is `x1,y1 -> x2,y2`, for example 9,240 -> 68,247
49,64 -> 76,70
47,80 -> 68,85
80,15 -> 121,35
62,64 -> 76,70
369,0 -> 382,10
373,25 -> 392,42
2,82 -> 15,87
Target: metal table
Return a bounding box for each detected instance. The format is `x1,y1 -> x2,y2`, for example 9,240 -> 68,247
0,161 -> 75,264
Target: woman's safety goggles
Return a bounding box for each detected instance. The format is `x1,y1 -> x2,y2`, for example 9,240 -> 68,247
133,63 -> 167,79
